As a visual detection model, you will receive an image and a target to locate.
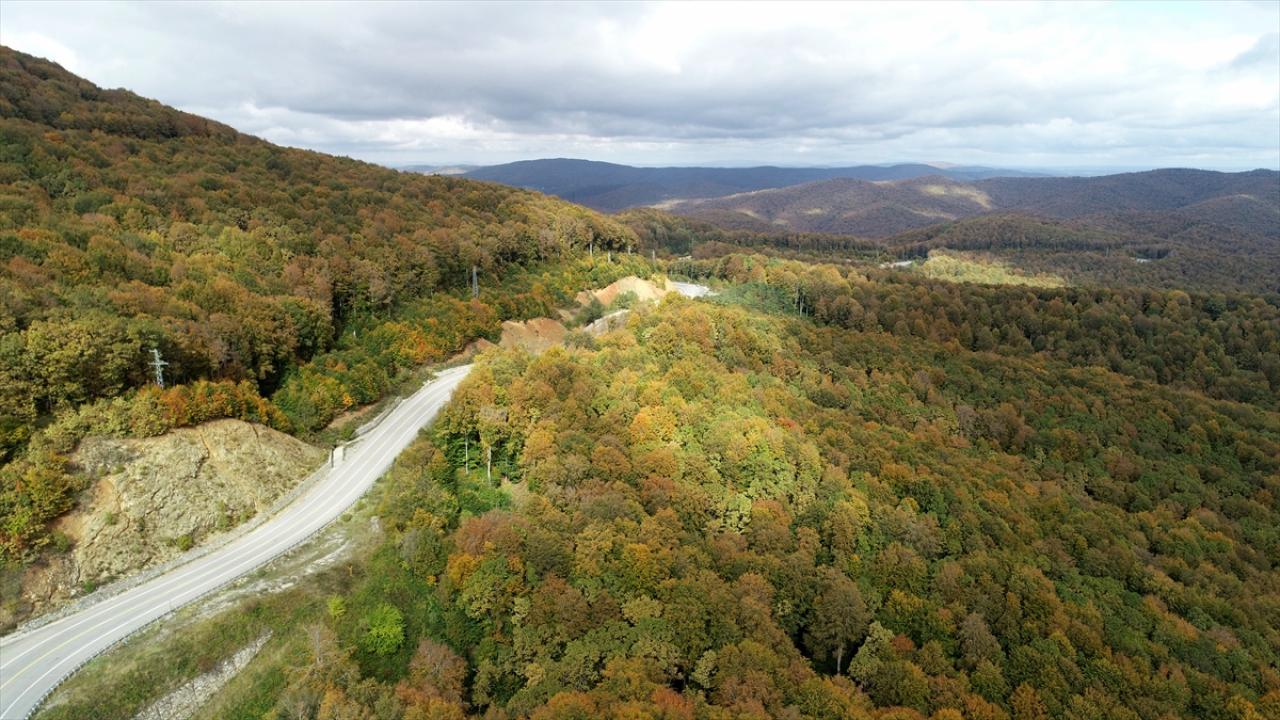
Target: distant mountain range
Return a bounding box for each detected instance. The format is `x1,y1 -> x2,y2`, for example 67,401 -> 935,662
667,169 -> 1280,237
447,158 -> 1044,211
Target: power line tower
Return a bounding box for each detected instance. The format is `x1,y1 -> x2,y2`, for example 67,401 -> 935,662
149,348 -> 169,387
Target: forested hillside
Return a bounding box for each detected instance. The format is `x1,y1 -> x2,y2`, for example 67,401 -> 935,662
154,275 -> 1280,720
665,169 -> 1280,239
460,159 -> 1040,212
6,44 -> 1280,720
618,205 -> 1280,295
675,254 -> 1280,411
0,46 -> 640,562
880,215 -> 1280,295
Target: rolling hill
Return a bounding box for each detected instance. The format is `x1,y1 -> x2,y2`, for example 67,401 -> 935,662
6,45 -> 1280,720
458,158 -> 1041,211
0,45 -> 642,563
668,168 -> 1280,237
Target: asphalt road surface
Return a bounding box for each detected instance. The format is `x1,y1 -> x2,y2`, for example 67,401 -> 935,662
669,280 -> 714,298
0,365 -> 471,719
0,282 -> 709,719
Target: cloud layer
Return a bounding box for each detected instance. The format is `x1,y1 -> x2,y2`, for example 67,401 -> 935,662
3,1 -> 1277,169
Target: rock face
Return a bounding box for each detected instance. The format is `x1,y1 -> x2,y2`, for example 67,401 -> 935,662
18,420 -> 324,618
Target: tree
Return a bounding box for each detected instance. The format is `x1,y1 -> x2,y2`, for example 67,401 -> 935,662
806,569 -> 870,675
1011,683 -> 1049,720
959,612 -> 1001,669
407,638 -> 468,704
362,603 -> 405,657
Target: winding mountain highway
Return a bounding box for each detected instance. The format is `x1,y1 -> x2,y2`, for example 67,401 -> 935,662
0,365 -> 472,719
0,282 -> 708,719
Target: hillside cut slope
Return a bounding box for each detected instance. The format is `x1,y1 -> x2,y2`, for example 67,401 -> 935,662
7,420 -> 324,628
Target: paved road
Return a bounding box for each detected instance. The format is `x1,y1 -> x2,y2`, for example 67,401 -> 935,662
670,280 -> 714,298
0,282 -> 710,719
0,365 -> 472,720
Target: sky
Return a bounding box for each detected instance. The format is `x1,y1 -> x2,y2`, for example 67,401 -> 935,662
2,0 -> 1278,171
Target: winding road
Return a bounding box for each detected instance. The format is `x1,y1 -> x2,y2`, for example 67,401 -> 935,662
0,282 -> 709,719
0,365 -> 472,719
669,280 -> 714,298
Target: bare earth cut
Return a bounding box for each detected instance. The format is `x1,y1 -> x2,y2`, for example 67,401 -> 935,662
7,421 -> 325,629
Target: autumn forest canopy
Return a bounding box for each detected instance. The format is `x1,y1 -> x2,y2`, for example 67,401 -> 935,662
1,44 -> 1279,720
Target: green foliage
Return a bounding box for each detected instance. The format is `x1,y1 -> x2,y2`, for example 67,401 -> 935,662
252,290 -> 1280,718
915,249 -> 1066,288
361,603 -> 406,657
326,595 -> 346,620
686,252 -> 1280,411
0,45 -> 649,563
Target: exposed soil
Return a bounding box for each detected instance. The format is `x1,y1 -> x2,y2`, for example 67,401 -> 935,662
499,317 -> 568,354
7,421 -> 324,628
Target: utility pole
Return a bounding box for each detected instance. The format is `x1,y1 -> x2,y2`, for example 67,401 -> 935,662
149,348 -> 169,387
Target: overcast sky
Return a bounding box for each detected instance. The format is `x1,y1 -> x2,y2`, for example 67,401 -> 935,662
3,1 -> 1277,170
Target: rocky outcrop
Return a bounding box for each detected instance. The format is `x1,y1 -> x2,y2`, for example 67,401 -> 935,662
17,421 -> 324,619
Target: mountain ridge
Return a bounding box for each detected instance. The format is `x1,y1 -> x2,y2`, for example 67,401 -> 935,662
667,167 -> 1280,237
457,157 -> 1044,210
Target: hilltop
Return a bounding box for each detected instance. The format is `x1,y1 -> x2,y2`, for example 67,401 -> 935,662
667,168 -> 1280,237
459,158 -> 1041,211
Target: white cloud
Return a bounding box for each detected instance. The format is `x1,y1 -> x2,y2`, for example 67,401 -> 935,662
1,0 -> 1276,169
0,30 -> 80,73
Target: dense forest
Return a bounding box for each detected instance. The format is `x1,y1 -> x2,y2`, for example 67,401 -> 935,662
0,46 -> 641,561
616,205 -> 1280,296
5,45 -> 1280,720
162,288 -> 1279,720
652,167 -> 1280,296
670,254 -> 1280,411
460,159 -> 1040,212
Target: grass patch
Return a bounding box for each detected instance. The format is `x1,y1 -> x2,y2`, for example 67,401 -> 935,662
36,587 -> 321,720
914,249 -> 1066,288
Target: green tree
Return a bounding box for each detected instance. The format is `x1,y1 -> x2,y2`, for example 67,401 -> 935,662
805,568 -> 870,675
361,603 -> 405,657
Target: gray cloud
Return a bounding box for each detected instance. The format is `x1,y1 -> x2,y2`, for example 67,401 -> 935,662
2,1 -> 1277,169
